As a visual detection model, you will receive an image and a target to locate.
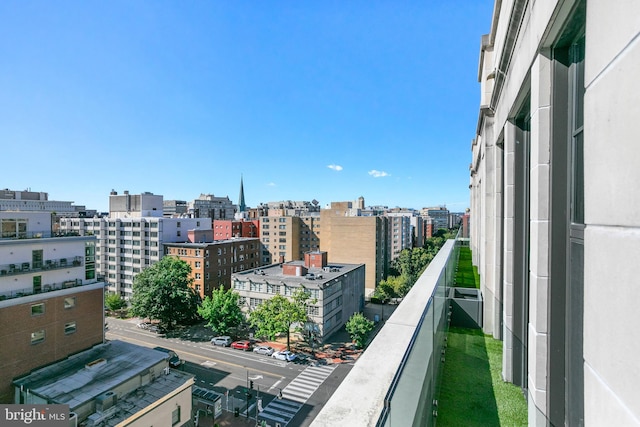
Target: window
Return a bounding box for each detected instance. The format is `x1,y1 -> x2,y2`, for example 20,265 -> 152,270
64,322 -> 77,335
31,303 -> 45,316
172,406 -> 181,426
64,297 -> 76,309
32,249 -> 43,269
31,330 -> 45,344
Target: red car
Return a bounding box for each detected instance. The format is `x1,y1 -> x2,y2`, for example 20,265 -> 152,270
230,340 -> 252,351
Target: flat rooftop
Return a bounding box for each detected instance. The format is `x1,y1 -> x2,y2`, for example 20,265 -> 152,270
13,340 -> 182,409
233,260 -> 363,287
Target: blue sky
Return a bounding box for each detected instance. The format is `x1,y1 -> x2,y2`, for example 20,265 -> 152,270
1,1 -> 493,213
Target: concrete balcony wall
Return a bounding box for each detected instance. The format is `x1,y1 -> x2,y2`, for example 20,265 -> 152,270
310,239 -> 459,427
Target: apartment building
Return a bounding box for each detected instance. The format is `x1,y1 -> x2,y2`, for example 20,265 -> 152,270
257,212 -> 317,265
420,206 -> 449,232
190,193 -> 235,219
0,188 -> 97,219
470,0 -> 639,424
231,251 -> 365,341
212,219 -> 259,241
164,237 -> 261,298
60,191 -> 210,299
320,202 -> 388,296
385,211 -> 420,259
163,200 -> 188,217
0,212 -> 105,403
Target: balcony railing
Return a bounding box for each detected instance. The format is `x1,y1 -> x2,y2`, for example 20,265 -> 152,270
0,256 -> 83,277
0,231 -> 81,241
0,278 -> 98,301
311,235 -> 460,427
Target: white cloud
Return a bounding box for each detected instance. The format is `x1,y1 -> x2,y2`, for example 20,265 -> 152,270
266,182 -> 276,187
328,164 -> 343,171
368,169 -> 390,178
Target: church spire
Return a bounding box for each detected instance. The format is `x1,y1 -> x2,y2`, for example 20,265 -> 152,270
238,175 -> 246,213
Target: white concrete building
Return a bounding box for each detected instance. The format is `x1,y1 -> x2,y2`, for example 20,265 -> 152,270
60,192 -> 211,299
232,251 -> 365,341
470,0 -> 640,425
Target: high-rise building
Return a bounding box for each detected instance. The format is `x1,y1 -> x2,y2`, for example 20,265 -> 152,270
420,206 -> 449,232
320,202 -> 388,296
0,211 -> 105,403
470,0 -> 639,424
60,191 -> 210,299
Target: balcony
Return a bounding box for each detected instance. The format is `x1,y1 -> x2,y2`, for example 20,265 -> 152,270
0,231 -> 81,241
0,277 -> 99,301
311,237 -> 526,426
0,256 -> 83,277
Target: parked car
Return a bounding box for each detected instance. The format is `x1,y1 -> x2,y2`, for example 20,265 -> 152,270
136,322 -> 150,329
253,345 -> 275,356
148,324 -> 166,334
272,350 -> 297,362
153,347 -> 181,368
211,336 -> 232,347
230,340 -> 252,351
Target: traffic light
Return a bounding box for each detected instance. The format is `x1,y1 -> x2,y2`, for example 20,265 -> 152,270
246,391 -> 252,401
250,380 -> 254,390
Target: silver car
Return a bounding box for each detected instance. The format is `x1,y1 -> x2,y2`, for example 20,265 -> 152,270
253,345 -> 275,356
211,336 -> 232,346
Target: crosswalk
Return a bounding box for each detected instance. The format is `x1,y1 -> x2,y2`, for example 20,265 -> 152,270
258,364 -> 337,426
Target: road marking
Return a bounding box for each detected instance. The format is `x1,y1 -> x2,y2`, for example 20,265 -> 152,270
259,364 -> 337,426
106,329 -> 281,377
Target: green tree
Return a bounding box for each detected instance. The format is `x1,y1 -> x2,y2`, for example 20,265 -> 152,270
372,280 -> 397,302
105,293 -> 126,311
198,287 -> 244,336
345,312 -> 375,348
249,289 -> 315,350
129,257 -> 200,329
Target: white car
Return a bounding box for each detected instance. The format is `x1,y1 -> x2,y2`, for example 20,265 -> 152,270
253,345 -> 275,356
272,350 -> 297,362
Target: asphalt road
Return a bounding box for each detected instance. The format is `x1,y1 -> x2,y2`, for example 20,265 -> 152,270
105,317 -> 353,426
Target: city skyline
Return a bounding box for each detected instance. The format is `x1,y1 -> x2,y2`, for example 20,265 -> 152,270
1,1 -> 494,213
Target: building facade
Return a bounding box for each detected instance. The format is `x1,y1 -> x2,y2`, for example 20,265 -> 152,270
190,194 -> 236,219
164,237 -> 261,298
0,212 -> 105,403
420,206 -> 450,232
231,252 -> 365,341
320,202 -> 388,296
470,0 -> 640,425
385,212 -> 417,259
60,192 -> 210,299
213,219 -> 259,241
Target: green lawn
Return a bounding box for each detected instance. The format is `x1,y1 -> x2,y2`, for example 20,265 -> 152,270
437,327 -> 527,426
455,247 -> 480,289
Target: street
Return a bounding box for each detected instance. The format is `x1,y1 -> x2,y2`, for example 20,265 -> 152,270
105,317 -> 354,426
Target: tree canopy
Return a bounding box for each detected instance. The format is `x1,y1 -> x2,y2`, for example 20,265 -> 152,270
345,312 -> 375,348
248,288 -> 315,350
376,231 -> 455,301
198,287 -> 244,336
129,256 -> 200,329
105,293 -> 126,311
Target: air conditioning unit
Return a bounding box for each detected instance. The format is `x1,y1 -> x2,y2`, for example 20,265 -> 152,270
95,391 -> 117,412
